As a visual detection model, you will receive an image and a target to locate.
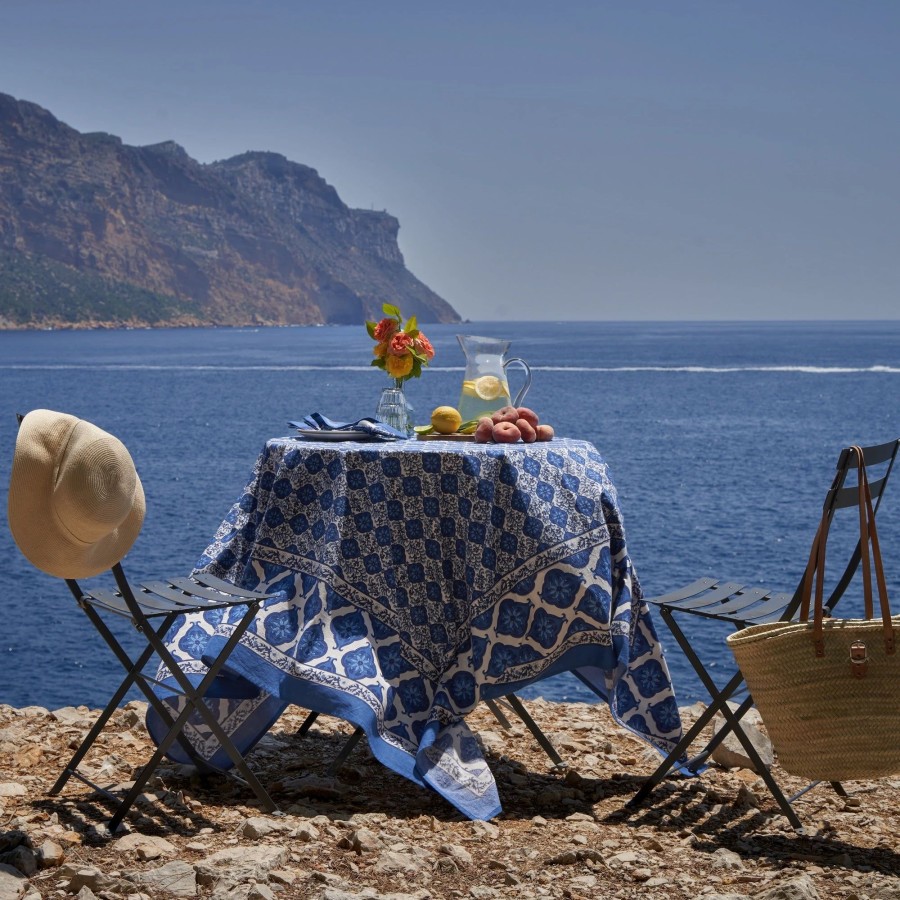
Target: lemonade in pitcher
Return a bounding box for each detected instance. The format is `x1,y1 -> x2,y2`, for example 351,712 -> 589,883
456,335 -> 532,422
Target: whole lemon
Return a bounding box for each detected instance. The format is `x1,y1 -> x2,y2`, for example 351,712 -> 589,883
431,405 -> 462,434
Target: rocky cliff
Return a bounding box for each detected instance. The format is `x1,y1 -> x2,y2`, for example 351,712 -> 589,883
0,93 -> 460,328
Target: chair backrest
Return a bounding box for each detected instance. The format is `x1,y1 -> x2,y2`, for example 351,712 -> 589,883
784,437 -> 900,619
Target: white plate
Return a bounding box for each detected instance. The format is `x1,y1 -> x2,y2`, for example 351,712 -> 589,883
293,428 -> 378,442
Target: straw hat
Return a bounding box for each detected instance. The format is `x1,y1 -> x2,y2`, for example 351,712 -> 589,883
8,409 -> 145,579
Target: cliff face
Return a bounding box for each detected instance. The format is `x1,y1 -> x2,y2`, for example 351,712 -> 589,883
0,93 -> 460,328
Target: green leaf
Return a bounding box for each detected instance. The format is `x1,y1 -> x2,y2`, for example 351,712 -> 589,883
382,303 -> 401,318
405,315 -> 418,333
365,321 -> 376,338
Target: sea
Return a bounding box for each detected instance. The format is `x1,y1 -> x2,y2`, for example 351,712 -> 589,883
1,320 -> 899,712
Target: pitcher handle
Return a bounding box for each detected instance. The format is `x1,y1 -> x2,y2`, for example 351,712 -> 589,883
503,357 -> 532,408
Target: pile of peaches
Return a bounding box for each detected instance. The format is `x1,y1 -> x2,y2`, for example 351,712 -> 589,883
474,406 -> 555,444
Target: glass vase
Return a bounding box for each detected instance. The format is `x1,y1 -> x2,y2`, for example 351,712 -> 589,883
375,382 -> 413,437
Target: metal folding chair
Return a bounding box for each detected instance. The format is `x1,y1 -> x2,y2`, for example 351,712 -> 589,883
628,437 -> 900,829
55,566 -> 278,831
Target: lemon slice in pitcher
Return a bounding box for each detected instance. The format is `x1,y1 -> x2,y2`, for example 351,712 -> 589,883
473,375 -> 508,401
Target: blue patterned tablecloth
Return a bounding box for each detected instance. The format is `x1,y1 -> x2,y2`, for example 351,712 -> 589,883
148,437 -> 682,819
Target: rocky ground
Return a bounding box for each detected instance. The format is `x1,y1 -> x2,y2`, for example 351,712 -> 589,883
1,699 -> 899,900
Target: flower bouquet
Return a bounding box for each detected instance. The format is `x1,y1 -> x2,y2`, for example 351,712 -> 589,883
366,304 -> 434,435
366,303 -> 435,384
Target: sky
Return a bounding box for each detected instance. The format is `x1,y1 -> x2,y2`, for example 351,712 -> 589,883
1,1 -> 899,322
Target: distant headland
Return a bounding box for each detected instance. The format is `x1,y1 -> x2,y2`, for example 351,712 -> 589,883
0,92 -> 460,330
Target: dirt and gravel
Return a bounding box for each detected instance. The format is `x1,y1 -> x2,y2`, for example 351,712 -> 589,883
1,698 -> 898,900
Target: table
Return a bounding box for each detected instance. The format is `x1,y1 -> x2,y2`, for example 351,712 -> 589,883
149,437 -> 683,820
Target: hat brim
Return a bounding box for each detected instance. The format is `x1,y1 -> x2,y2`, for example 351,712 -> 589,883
8,409 -> 146,579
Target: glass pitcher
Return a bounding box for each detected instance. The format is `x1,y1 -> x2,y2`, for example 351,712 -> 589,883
456,334 -> 532,422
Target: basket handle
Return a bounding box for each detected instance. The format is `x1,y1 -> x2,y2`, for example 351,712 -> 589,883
800,446 -> 894,658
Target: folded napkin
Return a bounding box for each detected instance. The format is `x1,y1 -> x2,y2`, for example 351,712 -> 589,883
288,412 -> 408,441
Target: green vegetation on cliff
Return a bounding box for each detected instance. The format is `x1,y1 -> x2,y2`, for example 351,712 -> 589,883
0,249 -> 195,327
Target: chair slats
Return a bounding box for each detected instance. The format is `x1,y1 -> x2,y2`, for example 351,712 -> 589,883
656,581 -> 744,612
689,586 -> 772,620
190,573 -> 272,599
141,580 -> 245,608
644,577 -> 717,605
740,592 -> 795,623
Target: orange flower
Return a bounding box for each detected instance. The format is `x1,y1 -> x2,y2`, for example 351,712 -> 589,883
389,332 -> 414,355
373,318 -> 398,342
414,334 -> 435,361
385,352 -> 414,378
372,341 -> 389,359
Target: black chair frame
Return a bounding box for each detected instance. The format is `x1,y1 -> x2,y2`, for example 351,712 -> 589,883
628,437 -> 900,829
54,564 -> 278,831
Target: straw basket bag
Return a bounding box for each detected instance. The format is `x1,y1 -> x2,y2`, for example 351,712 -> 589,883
727,446 -> 900,782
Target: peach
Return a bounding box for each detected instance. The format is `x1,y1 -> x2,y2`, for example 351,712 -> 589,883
516,418 -> 537,443
474,417 -> 494,443
492,421 -> 521,443
516,407 -> 540,428
491,405 -> 519,424
535,424 -> 554,442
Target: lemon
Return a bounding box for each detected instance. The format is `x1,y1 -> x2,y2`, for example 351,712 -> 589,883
431,406 -> 462,434
473,375 -> 509,401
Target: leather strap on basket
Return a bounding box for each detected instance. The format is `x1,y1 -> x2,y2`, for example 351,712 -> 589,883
799,445 -> 895,661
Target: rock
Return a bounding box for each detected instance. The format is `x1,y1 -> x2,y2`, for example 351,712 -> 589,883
755,875 -> 820,900
195,845 -> 289,888
0,786 -> 25,799
0,849 -> 36,878
347,827 -> 384,854
0,863 -> 27,900
711,848 -> 744,870
236,816 -> 291,839
63,866 -> 121,894
49,706 -> 94,728
127,860 -> 197,896
114,833 -> 176,859
36,840 -> 65,868
710,707 -> 775,772
373,850 -> 427,876
292,823 -> 321,842
439,843 -> 473,867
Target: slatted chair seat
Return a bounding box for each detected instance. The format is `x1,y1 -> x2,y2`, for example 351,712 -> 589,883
628,437 -> 900,829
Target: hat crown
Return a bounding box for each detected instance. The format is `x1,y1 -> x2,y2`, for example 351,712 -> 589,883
53,424 -> 138,544
8,409 -> 146,579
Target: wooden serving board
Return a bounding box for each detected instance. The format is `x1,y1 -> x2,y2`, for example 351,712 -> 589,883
416,433 -> 476,441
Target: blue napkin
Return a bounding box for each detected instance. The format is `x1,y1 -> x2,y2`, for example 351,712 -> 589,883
288,412 -> 408,441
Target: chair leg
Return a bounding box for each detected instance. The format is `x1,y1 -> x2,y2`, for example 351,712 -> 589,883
502,694 -> 565,768
629,609 -> 803,830
484,698 -> 513,730
108,579 -> 277,825
296,710 -> 320,737
135,603 -> 277,810
50,637 -> 159,796
326,728 -> 365,775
